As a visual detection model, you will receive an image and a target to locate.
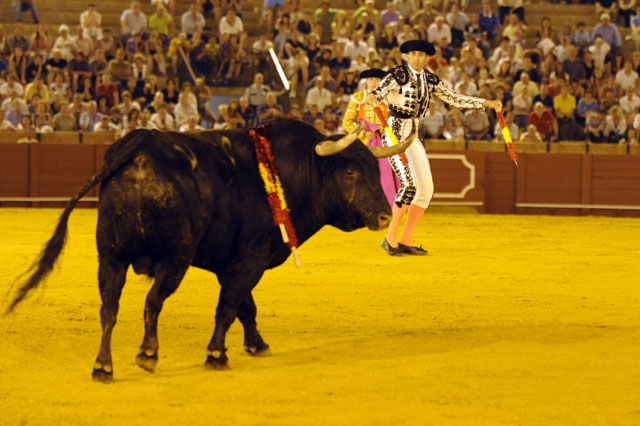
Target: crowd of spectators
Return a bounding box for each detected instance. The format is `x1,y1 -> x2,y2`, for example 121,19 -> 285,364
2,0 -> 640,145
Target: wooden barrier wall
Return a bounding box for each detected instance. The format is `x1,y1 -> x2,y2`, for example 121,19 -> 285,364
1,143 -> 639,216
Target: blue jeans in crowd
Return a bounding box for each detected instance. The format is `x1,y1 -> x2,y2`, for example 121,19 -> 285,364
13,2 -> 40,24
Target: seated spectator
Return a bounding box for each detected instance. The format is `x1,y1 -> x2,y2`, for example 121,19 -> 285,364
397,22 -> 418,46
53,101 -> 77,131
17,126 -> 38,143
532,81 -> 553,110
25,76 -> 49,104
443,108 -> 464,140
183,3 -> 206,36
428,16 -> 452,45
446,3 -> 470,48
379,25 -> 399,52
0,74 -> 24,98
306,65 -> 337,93
576,90 -> 600,125
519,123 -> 543,142
479,0 -> 501,42
179,115 -> 203,132
512,86 -> 532,129
108,49 -> 132,87
527,101 -> 558,141
573,21 -> 592,49
219,7 -> 244,36
32,102 -> 53,132
79,100 -> 102,131
149,4 -> 175,40
463,109 -> 491,140
30,25 -> 51,58
331,10 -> 352,44
619,87 -> 640,121
70,51 -> 92,94
150,103 -> 174,130
96,74 -> 119,106
345,32 -> 369,62
421,101 -> 445,139
615,60 -> 639,90
313,117 -> 329,135
121,1 -> 148,46
257,91 -> 284,124
13,0 -> 39,24
238,96 -> 257,128
49,71 -> 70,98
98,29 -> 118,60
117,90 -> 141,117
554,83 -> 579,140
7,24 -> 29,52
8,46 -> 27,85
305,77 -> 334,112
381,1 -> 401,27
174,92 -> 199,128
603,105 -> 627,143
411,0 -> 439,28
5,97 -> 26,127
94,114 -> 119,133
25,53 -> 47,83
563,48 -> 587,81
501,13 -> 527,46
593,13 -> 622,57
121,109 -> 140,136
52,25 -> 77,62
80,4 -> 103,40
0,109 -> 17,131
302,103 -> 321,125
512,73 -> 539,100
244,72 -> 271,107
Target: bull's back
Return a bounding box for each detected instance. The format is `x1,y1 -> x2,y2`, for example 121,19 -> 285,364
96,144 -> 210,267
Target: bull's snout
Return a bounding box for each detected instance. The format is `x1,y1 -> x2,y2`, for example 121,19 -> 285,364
378,213 -> 391,229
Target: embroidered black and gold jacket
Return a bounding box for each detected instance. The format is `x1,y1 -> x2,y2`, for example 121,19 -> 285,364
372,65 -> 486,118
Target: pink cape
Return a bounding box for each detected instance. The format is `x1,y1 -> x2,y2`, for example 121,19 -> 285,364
359,119 -> 400,208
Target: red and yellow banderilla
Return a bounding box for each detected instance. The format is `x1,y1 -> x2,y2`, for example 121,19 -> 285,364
496,110 -> 518,166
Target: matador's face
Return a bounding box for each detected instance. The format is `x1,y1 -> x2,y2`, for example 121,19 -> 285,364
407,51 -> 428,71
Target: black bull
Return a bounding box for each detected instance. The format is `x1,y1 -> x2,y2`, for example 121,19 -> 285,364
8,119 -> 412,382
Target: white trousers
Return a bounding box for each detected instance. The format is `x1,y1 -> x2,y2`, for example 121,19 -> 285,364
384,117 -> 435,209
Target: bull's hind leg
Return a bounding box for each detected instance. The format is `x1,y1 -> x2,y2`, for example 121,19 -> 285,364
238,293 -> 271,357
92,258 -> 128,383
136,262 -> 189,373
206,256 -> 267,370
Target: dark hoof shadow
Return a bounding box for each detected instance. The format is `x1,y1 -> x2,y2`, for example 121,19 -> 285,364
205,355 -> 229,370
136,352 -> 158,373
92,368 -> 113,383
245,344 -> 272,357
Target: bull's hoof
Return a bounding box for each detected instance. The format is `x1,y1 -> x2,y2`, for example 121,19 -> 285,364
244,343 -> 271,357
205,349 -> 229,370
92,363 -> 113,383
136,352 -> 158,373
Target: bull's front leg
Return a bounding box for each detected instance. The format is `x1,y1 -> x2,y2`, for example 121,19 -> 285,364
238,293 -> 271,357
206,254 -> 267,370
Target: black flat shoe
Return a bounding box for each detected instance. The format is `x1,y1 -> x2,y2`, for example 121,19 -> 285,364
381,238 -> 403,256
398,243 -> 428,255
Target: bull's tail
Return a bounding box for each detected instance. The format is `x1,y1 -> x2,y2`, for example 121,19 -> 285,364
6,130 -> 153,313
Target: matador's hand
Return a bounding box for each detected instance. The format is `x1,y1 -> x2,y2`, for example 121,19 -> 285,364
485,99 -> 503,112
365,93 -> 378,106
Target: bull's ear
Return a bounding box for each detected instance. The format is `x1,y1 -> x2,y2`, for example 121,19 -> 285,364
314,124 -> 363,156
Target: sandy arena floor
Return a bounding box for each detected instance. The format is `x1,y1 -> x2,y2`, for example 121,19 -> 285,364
1,208 -> 639,426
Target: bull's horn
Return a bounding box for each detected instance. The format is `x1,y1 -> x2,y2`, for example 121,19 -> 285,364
314,124 -> 363,156
367,123 -> 416,158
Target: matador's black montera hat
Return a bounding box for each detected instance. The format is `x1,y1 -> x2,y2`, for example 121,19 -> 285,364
360,68 -> 386,80
400,40 -> 436,55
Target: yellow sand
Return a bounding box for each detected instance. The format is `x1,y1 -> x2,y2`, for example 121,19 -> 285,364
1,208 -> 639,426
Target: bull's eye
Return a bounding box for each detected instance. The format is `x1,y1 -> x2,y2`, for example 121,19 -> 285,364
345,168 -> 358,177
